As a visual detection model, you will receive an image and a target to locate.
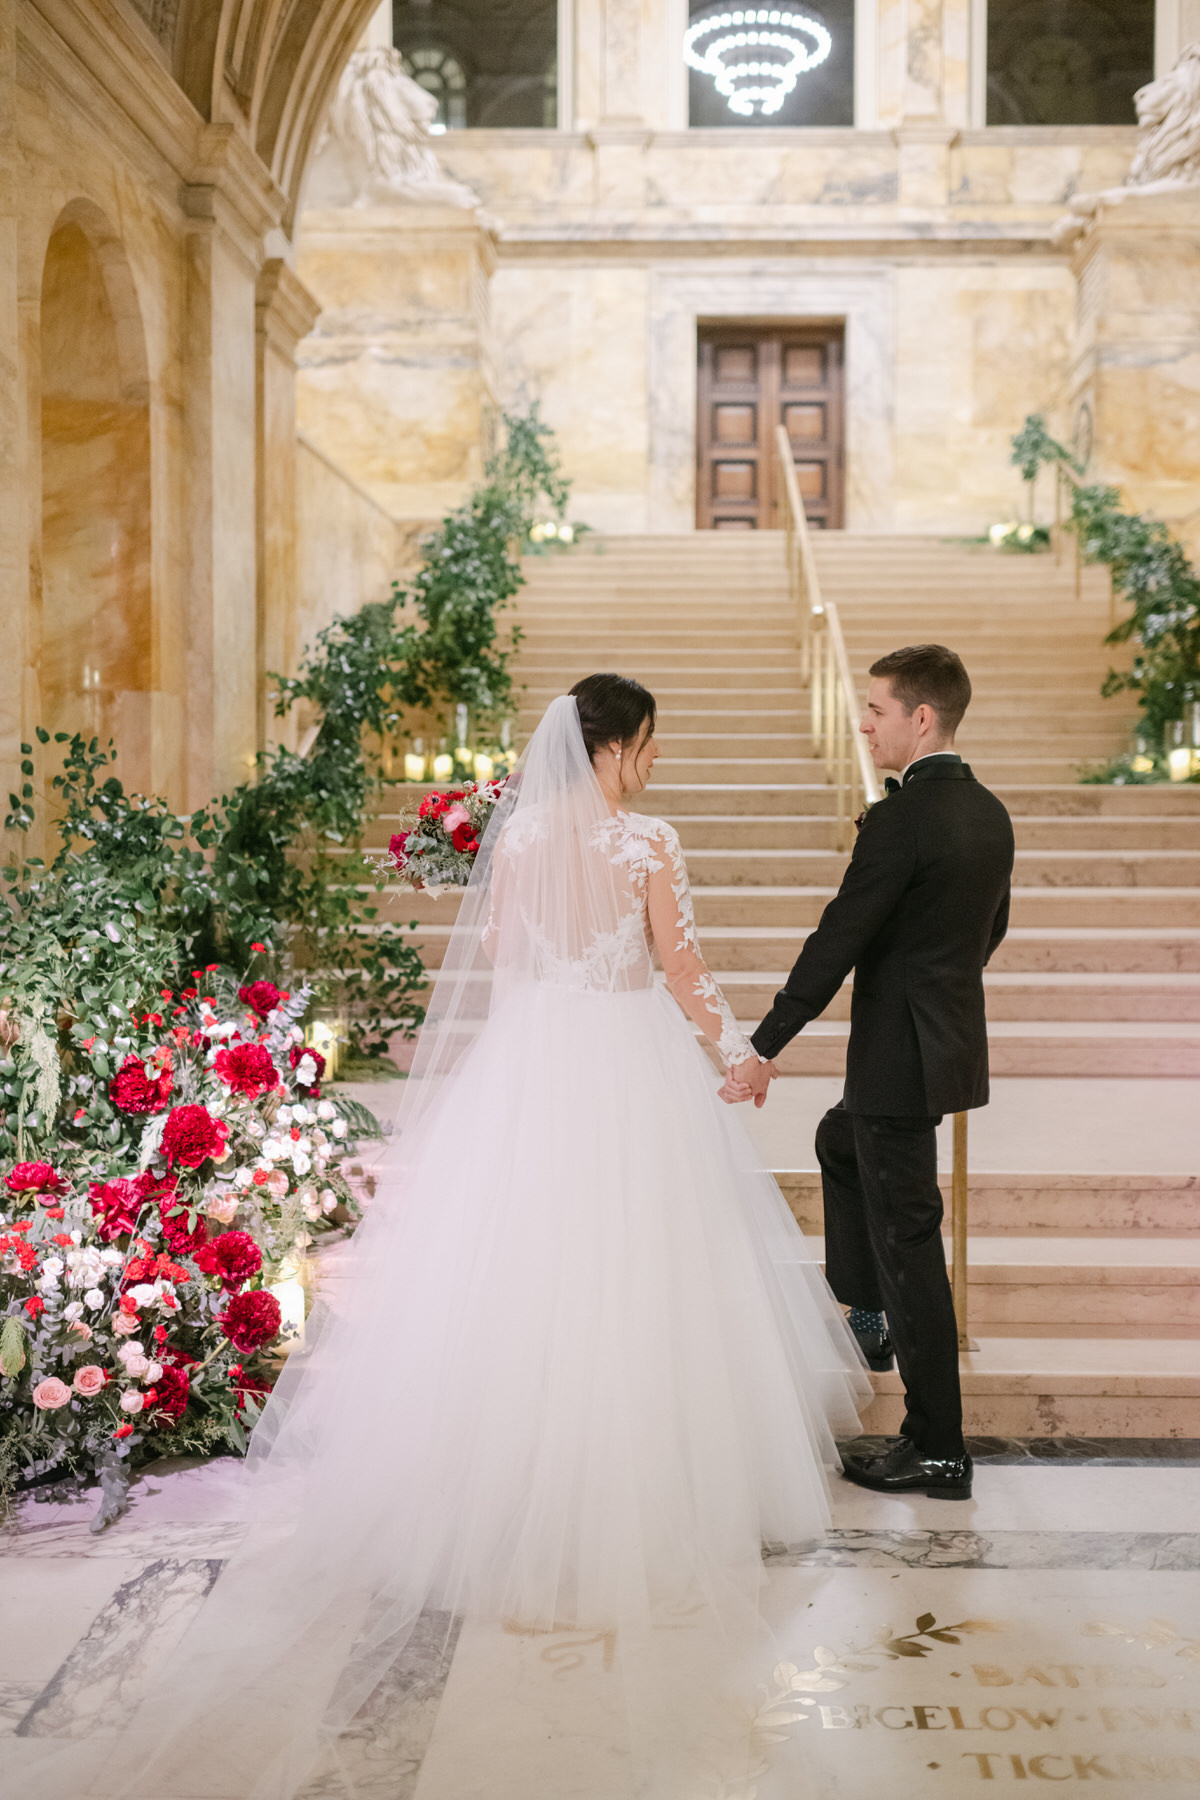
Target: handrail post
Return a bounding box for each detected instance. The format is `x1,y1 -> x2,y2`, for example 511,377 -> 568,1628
951,1111 -> 976,1353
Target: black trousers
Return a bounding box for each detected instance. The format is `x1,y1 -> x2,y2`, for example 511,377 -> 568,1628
816,1101 -> 965,1460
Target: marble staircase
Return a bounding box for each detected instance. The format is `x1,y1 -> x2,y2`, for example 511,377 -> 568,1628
377,530 -> 1200,1439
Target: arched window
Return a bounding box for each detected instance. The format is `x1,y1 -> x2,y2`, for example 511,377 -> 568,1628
393,1 -> 557,129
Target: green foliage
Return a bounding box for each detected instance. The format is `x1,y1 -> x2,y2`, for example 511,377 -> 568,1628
1011,415 -> 1200,752
1009,414 -> 1080,485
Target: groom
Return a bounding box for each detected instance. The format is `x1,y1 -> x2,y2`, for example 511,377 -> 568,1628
727,645 -> 1014,1501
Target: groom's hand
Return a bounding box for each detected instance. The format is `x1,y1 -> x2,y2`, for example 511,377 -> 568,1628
719,1057 -> 777,1107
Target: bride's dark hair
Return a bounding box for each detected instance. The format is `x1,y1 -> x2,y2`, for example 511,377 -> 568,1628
569,673 -> 657,762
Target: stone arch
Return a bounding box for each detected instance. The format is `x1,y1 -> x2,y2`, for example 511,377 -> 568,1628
39,201 -> 154,790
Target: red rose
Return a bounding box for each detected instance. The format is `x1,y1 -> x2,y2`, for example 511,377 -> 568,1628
161,1104 -> 228,1170
150,1363 -> 191,1423
194,1229 -> 262,1293
108,1053 -> 173,1116
213,1042 -> 278,1100
451,821 -> 479,854
5,1162 -> 67,1196
289,1044 -> 326,1095
237,981 -> 286,1019
89,1177 -> 144,1243
218,1289 -> 282,1353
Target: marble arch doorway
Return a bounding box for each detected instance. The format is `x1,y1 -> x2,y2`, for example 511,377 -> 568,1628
39,203 -> 153,793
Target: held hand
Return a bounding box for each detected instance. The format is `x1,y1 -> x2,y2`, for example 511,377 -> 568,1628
721,1057 -> 777,1108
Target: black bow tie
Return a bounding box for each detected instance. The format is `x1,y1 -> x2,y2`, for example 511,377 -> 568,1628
884,776 -> 902,795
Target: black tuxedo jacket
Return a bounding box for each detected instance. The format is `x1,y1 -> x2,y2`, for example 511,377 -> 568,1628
750,757 -> 1015,1116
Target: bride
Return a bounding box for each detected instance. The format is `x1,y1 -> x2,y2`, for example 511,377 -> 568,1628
36,676 -> 869,1800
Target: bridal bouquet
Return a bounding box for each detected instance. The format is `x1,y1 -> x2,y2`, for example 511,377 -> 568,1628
379,778 -> 507,893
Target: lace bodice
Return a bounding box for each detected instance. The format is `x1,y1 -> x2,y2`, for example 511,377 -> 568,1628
485,806 -> 760,1071
591,812 -> 761,1071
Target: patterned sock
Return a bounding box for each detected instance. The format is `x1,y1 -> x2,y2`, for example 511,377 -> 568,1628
848,1307 -> 886,1337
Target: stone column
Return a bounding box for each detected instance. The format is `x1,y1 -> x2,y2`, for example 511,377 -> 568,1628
295,203 -> 498,526
0,0 -> 28,827
1065,188 -> 1200,541
255,260 -> 321,754
180,128 -> 284,806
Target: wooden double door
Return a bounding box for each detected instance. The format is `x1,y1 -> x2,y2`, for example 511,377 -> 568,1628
696,323 -> 845,530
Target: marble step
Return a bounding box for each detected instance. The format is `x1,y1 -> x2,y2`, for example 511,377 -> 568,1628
712,970 -> 1200,1023
744,1019 -> 1200,1078
685,887 -> 1200,926
393,893 -> 1200,943
775,1171 -> 1200,1235
654,814 -> 1200,853
796,1233 -> 1200,1327
694,926 -> 1200,975
858,1334 -> 1200,1440
658,848 -> 1200,889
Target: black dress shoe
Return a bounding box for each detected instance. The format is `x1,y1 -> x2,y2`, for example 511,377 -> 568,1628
841,1437 -> 973,1500
852,1327 -> 895,1373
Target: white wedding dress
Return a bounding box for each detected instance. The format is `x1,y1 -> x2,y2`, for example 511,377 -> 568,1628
28,696 -> 869,1800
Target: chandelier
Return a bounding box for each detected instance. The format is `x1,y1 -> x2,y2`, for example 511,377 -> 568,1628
683,7 -> 832,117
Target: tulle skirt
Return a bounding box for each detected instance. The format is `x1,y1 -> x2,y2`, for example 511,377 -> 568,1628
27,981 -> 869,1800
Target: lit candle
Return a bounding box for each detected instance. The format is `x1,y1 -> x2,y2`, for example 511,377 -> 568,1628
1168,747 -> 1192,782
432,753 -> 454,780
474,752 -> 494,780
404,751 -> 426,781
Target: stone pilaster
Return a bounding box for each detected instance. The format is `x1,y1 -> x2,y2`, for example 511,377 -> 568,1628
180,126 -> 286,806
255,261 -> 321,754
295,203 -> 498,527
0,0 -> 28,837
876,0 -> 972,128
1066,188 -> 1200,547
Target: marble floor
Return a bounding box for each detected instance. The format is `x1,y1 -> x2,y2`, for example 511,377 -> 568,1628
5,1443 -> 1200,1799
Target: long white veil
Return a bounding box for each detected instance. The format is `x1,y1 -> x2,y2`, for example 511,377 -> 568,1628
22,695 -> 851,1800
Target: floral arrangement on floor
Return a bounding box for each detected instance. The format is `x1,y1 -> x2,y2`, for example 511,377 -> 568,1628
378,779 -> 508,893
0,966 -> 375,1527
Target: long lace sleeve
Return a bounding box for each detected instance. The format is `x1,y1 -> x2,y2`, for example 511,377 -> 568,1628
645,825 -> 764,1071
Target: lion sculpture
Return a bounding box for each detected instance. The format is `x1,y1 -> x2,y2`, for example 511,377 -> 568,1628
309,48 -> 477,208
1127,40 -> 1200,189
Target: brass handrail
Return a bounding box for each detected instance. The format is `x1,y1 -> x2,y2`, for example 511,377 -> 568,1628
775,425 -> 880,850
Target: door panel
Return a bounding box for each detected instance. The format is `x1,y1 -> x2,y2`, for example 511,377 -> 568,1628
697,323 -> 844,530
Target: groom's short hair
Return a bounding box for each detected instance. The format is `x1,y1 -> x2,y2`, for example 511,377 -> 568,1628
869,644 -> 971,736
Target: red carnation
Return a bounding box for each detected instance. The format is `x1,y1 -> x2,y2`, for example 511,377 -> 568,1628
24,1295 -> 44,1318
194,1229 -> 262,1293
157,1195 -> 208,1257
232,1369 -> 272,1418
161,1104 -> 228,1170
289,1044 -> 326,1095
5,1162 -> 67,1196
451,821 -> 480,855
213,1041 -> 278,1100
237,980 -> 286,1019
88,1177 -> 143,1243
108,1053 -> 173,1116
150,1363 -> 191,1424
218,1289 -> 282,1353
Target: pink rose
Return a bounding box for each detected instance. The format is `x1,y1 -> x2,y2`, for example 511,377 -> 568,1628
72,1365 -> 107,1397
265,1170 -> 290,1199
32,1377 -> 72,1410
442,803 -> 471,834
112,1311 -> 141,1337
68,1320 -> 93,1341
119,1389 -> 145,1414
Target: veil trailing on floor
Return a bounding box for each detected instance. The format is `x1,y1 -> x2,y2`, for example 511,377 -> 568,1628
23,696 -> 865,1800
